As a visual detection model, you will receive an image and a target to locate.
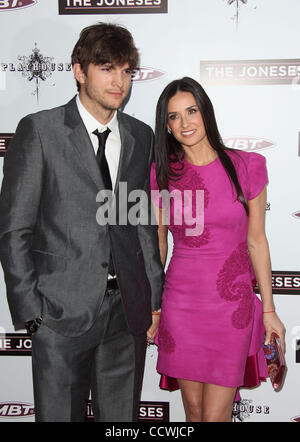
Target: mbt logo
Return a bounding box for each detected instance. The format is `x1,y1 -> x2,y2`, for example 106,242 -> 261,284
291,416 -> 300,422
0,0 -> 37,10
223,137 -> 275,152
0,403 -> 35,419
292,211 -> 300,219
132,67 -> 165,83
0,133 -> 13,157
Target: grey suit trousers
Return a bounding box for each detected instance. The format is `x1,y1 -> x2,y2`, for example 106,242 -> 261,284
31,288 -> 147,422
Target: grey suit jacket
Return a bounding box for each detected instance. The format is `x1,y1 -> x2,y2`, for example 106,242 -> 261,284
0,97 -> 164,337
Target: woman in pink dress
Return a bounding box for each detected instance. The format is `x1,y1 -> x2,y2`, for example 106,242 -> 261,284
148,77 -> 285,422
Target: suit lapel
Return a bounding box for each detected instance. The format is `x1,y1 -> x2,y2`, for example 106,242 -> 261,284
64,99 -> 136,193
64,97 -> 104,190
115,111 -> 136,195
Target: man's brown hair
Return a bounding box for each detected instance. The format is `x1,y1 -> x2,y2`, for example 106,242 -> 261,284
71,22 -> 140,90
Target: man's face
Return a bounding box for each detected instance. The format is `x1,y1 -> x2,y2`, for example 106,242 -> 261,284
74,62 -> 133,113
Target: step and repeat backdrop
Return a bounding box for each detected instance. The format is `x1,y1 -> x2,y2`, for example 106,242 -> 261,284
0,0 -> 300,422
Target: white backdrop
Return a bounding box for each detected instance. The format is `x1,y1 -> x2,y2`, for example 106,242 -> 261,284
0,0 -> 300,422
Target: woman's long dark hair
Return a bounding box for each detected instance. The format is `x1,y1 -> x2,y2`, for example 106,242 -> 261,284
154,77 -> 249,215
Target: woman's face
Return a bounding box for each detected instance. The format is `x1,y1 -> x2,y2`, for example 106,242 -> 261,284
167,91 -> 207,150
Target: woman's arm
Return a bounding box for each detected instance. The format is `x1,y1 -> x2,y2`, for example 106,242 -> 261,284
247,187 -> 286,351
156,206 -> 169,268
146,205 -> 168,344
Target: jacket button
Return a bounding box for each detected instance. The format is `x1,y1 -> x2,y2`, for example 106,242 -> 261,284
102,262 -> 108,268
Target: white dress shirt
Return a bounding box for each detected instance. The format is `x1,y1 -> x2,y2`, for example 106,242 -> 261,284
76,95 -> 121,191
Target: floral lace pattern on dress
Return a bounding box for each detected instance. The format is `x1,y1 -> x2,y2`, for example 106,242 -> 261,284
157,314 -> 176,354
169,165 -> 210,248
216,242 -> 254,329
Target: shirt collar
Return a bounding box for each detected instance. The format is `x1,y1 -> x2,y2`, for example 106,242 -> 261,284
76,94 -> 118,135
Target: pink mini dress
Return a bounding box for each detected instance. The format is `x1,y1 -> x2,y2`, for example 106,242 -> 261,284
150,149 -> 269,398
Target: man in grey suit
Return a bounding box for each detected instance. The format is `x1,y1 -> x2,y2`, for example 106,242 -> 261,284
0,23 -> 163,422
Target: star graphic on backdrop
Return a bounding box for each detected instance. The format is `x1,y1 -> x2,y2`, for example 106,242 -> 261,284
225,0 -> 258,29
18,43 -> 54,103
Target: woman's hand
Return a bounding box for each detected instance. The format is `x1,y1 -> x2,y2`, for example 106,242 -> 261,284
263,312 -> 286,352
146,314 -> 160,344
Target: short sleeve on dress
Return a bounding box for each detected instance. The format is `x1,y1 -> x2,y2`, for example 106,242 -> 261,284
247,153 -> 268,200
150,162 -> 163,208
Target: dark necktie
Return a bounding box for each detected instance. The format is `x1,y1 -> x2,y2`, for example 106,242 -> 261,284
93,128 -> 115,277
93,128 -> 112,190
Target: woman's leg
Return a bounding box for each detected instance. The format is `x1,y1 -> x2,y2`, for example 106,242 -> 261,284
177,379 -> 236,422
177,379 -> 204,422
202,383 -> 236,422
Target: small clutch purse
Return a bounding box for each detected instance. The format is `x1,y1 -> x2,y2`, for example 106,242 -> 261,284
262,332 -> 287,391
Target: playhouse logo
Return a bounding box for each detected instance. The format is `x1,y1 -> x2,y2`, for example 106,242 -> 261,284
1,43 -> 72,103
232,399 -> 270,422
224,0 -> 259,29
17,43 -> 56,103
